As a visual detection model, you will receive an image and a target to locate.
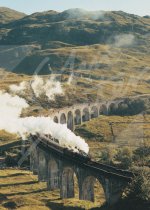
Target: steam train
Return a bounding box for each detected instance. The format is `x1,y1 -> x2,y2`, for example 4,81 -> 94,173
29,133 -> 134,179
29,133 -> 90,163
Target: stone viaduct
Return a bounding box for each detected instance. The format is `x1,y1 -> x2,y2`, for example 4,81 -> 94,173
50,100 -> 123,131
30,134 -> 134,206
28,99 -> 134,206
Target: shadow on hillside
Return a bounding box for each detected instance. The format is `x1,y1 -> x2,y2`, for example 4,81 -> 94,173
46,201 -> 85,210
75,127 -> 96,139
46,201 -> 107,210
4,188 -> 47,197
0,193 -> 8,202
0,172 -> 28,178
91,205 -> 108,210
75,127 -> 103,141
0,180 -> 38,187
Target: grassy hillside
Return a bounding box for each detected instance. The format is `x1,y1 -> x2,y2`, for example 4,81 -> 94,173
0,9 -> 150,109
1,9 -> 150,46
0,67 -> 150,116
0,7 -> 26,24
0,9 -> 150,76
74,115 -> 150,158
0,169 -> 105,210
0,130 -> 19,146
75,115 -> 150,142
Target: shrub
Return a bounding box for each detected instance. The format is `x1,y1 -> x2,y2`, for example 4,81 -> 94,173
115,147 -> 133,169
126,167 -> 150,202
133,142 -> 150,167
100,147 -> 117,164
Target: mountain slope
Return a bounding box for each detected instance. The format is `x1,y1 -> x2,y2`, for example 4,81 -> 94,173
0,9 -> 150,46
0,9 -> 150,113
0,8 -> 150,79
0,7 -> 26,24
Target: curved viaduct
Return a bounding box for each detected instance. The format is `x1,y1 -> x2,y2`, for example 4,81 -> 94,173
28,99 -> 133,206
30,134 -> 134,206
50,100 -> 123,131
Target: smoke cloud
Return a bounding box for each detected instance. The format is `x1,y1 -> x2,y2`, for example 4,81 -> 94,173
0,91 -> 89,154
9,81 -> 27,94
9,75 -> 64,101
64,8 -> 105,21
114,34 -> 135,47
67,73 -> 74,85
31,76 -> 64,100
0,91 -> 29,133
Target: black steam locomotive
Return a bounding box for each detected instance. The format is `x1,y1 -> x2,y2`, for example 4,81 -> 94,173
29,133 -> 90,163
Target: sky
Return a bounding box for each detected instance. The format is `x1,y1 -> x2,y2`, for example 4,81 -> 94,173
0,0 -> 150,16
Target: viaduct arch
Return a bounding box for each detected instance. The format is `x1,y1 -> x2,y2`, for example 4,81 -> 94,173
67,111 -> 74,131
47,158 -> 59,190
60,113 -> 66,124
74,109 -> 81,125
52,100 -> 122,131
29,100 -> 132,205
30,137 -> 133,206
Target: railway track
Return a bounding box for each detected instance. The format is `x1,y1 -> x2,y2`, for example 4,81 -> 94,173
32,134 -> 134,181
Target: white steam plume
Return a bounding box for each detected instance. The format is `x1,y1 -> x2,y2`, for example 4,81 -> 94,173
67,73 -> 74,85
0,91 -> 28,119
114,34 -> 135,47
0,91 -> 89,154
9,81 -> 27,94
18,117 -> 89,153
64,8 -> 105,20
31,76 -> 64,100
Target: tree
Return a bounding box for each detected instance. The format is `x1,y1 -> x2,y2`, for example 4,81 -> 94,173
133,142 -> 150,167
115,147 -> 133,169
100,146 -> 117,165
126,167 -> 150,202
112,167 -> 150,210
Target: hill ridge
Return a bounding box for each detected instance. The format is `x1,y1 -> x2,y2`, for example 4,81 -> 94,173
0,7 -> 26,24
